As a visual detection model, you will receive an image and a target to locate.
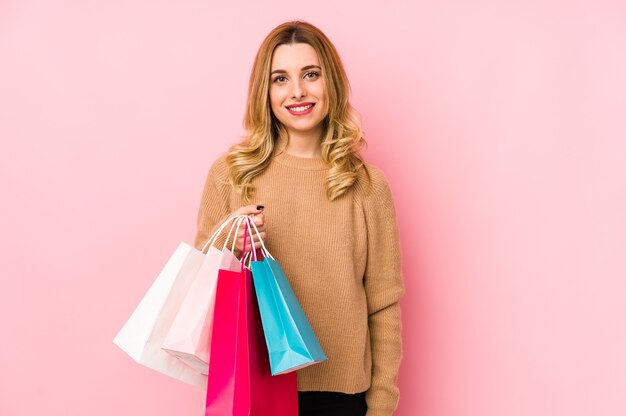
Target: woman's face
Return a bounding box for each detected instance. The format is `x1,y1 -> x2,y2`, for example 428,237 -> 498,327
269,42 -> 327,140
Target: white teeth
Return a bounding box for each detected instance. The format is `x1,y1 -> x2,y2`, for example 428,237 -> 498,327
289,104 -> 313,112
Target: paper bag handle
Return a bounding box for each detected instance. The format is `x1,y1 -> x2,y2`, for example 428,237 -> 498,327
200,214 -> 248,253
244,215 -> 275,261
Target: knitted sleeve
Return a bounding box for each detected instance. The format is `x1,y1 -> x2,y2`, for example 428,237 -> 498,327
193,155 -> 234,252
362,166 -> 405,416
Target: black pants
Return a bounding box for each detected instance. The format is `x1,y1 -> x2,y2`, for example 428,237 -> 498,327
298,391 -> 367,416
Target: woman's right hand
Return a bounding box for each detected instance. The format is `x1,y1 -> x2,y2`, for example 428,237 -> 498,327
227,205 -> 266,252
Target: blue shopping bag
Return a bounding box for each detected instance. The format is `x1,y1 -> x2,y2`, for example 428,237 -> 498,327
245,218 -> 327,375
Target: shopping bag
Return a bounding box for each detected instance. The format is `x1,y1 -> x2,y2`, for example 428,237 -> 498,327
113,215 -> 248,387
205,223 -> 298,416
245,218 -> 327,375
161,216 -> 247,374
112,242 -> 208,387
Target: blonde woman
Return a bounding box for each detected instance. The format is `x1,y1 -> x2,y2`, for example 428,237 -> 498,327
194,20 -> 404,416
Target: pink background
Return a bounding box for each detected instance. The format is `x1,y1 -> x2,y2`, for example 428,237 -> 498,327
1,0 -> 625,415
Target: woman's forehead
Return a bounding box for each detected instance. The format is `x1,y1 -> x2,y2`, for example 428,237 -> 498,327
270,43 -> 320,71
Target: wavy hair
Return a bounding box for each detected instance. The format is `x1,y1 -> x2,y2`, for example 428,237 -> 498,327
225,20 -> 367,203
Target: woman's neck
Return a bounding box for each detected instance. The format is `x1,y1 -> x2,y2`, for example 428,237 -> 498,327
278,128 -> 323,158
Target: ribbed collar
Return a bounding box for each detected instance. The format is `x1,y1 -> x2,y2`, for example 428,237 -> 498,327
273,151 -> 330,171
272,135 -> 330,171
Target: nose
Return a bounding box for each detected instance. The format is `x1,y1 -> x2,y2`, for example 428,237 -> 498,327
291,78 -> 306,100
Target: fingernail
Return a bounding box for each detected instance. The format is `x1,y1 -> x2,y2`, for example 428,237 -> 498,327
256,205 -> 264,211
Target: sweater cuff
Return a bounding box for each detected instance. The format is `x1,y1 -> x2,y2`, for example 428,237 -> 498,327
366,409 -> 394,416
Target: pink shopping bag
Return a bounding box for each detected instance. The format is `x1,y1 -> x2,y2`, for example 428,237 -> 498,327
205,224 -> 297,416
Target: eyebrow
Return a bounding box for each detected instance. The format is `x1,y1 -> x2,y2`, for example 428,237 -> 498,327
270,65 -> 321,75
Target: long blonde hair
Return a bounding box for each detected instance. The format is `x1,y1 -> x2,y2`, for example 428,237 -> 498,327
226,20 -> 366,203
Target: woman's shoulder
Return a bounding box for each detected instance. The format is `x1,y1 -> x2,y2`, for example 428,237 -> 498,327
354,161 -> 393,200
353,161 -> 398,220
206,151 -> 230,179
209,151 -> 228,171
199,151 -> 232,191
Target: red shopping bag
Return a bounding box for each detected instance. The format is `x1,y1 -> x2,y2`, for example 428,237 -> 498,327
205,225 -> 297,416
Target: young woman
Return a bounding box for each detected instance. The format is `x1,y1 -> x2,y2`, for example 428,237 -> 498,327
194,20 -> 404,416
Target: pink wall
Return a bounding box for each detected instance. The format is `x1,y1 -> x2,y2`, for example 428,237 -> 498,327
1,1 -> 625,415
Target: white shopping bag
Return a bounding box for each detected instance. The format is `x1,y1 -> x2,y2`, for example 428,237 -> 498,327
113,215 -> 248,387
161,217 -> 246,374
113,242 -> 207,387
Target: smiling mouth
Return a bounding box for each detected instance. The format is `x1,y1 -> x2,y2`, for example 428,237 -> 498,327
287,103 -> 315,113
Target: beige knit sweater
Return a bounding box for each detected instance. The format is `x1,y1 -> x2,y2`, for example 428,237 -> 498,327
193,144 -> 404,416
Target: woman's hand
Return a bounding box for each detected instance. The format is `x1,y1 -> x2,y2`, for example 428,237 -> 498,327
227,205 -> 266,252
